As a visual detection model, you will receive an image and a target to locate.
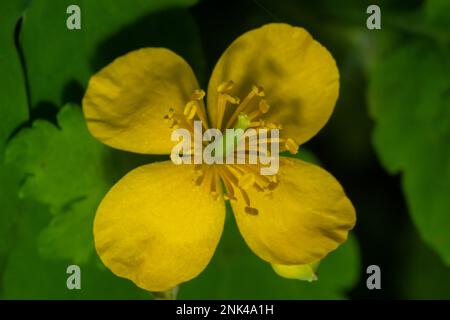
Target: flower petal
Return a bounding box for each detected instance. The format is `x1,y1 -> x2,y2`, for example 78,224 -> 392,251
207,23 -> 339,144
94,161 -> 225,291
230,157 -> 355,265
83,48 -> 199,154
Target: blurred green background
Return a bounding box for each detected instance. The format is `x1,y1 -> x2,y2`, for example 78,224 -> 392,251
1,0 -> 449,299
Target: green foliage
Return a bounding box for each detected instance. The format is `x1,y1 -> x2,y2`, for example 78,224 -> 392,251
399,226 -> 450,299
6,104 -> 152,264
1,200 -> 149,299
0,0 -> 30,256
20,0 -> 203,108
5,104 -> 360,298
0,0 -> 29,149
1,0 -> 208,298
369,37 -> 450,264
424,0 -> 450,29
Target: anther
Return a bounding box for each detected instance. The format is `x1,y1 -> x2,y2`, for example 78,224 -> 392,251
223,94 -> 240,105
191,89 -> 205,100
163,108 -> 175,120
252,85 -> 265,97
167,118 -> 178,129
224,194 -> 237,201
225,84 -> 265,129
245,206 -> 259,215
285,138 -> 299,154
217,81 -> 234,93
258,100 -> 270,114
270,175 -> 279,183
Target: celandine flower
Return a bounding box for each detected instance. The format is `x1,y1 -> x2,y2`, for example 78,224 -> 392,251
82,23 -> 356,292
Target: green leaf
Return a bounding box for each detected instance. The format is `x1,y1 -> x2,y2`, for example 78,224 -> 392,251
6,104 -> 155,263
0,167 -> 22,256
400,227 -> 450,299
0,0 -> 29,149
369,41 -> 450,264
424,0 -> 450,29
0,0 -> 30,256
1,200 -> 148,299
280,149 -> 321,165
179,206 -> 360,299
20,0 -> 204,108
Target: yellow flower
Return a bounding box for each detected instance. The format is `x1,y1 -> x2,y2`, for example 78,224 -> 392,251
82,23 -> 356,292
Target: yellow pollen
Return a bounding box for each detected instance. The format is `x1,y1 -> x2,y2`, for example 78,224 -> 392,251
191,89 -> 205,100
223,94 -> 240,104
252,85 -> 265,97
164,89 -> 210,132
285,138 -> 299,154
168,84 -> 287,215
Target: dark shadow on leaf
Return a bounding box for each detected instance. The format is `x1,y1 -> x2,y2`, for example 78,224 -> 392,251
62,80 -> 84,106
31,102 -> 59,126
7,101 -> 59,143
101,148 -> 169,188
91,8 -> 207,86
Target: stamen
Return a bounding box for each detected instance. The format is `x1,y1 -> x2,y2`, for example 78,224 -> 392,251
239,187 -> 251,206
164,107 -> 175,119
210,170 -> 220,200
216,92 -> 240,130
164,116 -> 176,128
166,83 -> 285,215
193,169 -> 205,186
217,80 -> 234,93
191,89 -> 205,100
218,169 -> 236,201
259,99 -> 270,113
216,81 -> 236,130
252,85 -> 265,97
191,89 -> 209,130
238,187 -> 259,215
285,138 -> 299,154
221,165 -> 239,185
238,172 -> 255,190
247,99 -> 270,120
249,120 -> 264,128
164,88 -> 210,134
183,101 -> 197,120
245,206 -> 259,215
225,85 -> 265,129
235,164 -> 272,189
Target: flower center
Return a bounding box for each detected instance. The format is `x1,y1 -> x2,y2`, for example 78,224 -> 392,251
164,81 -> 299,215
